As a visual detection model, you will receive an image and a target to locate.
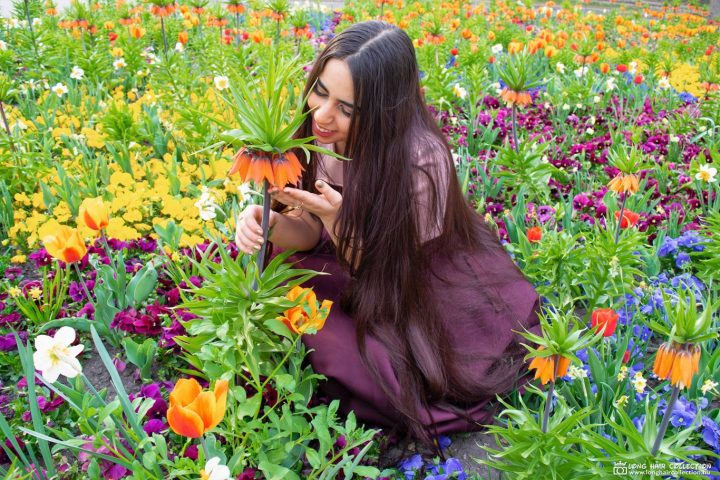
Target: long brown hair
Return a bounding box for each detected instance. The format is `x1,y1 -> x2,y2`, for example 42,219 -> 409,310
294,21 -> 525,443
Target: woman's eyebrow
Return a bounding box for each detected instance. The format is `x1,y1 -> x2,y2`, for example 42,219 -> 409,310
317,78 -> 355,110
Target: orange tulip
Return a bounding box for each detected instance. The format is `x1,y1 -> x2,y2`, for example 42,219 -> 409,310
614,209 -> 640,228
78,197 -> 110,231
43,226 -> 88,264
167,378 -> 228,438
277,286 -> 332,335
178,31 -> 189,44
528,347 -> 570,385
129,25 -> 145,39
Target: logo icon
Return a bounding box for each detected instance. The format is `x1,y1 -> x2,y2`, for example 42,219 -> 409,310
613,461 -> 628,476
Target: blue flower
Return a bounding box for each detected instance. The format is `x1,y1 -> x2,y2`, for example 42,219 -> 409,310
677,230 -> 705,251
675,252 -> 691,268
436,435 -> 452,450
399,454 -> 424,478
679,92 -> 698,103
632,415 -> 646,432
669,397 -> 698,428
702,417 -> 720,450
658,236 -> 678,257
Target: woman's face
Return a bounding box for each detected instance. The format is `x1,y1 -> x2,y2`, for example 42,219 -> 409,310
307,58 -> 355,153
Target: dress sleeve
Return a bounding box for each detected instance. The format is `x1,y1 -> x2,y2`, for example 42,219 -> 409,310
413,138 -> 451,243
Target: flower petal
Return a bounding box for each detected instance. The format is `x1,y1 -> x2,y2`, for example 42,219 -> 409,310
167,404 -> 204,438
170,378 -> 202,407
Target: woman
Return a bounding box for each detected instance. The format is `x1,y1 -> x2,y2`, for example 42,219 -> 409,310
235,20 -> 540,445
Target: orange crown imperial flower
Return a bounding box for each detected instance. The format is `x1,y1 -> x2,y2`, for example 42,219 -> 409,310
78,197 -> 110,231
652,342 -> 700,389
167,378 -> 229,438
43,226 -> 88,264
608,173 -> 639,195
528,346 -> 571,385
500,88 -> 532,108
278,286 -> 333,334
229,147 -> 304,188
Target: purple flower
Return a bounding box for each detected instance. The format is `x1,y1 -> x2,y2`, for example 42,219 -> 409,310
28,248 -> 52,267
4,266 -> 23,281
143,418 -> 166,435
0,331 -> 27,352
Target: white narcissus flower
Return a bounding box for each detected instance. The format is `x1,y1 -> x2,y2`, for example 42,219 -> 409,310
214,75 -> 229,90
70,66 -> 84,80
695,164 -> 717,183
175,42 -> 184,52
113,57 -> 127,70
33,326 -> 84,383
452,83 -> 467,99
194,186 -> 219,221
202,457 -> 230,480
0,40 -> 7,50
51,83 -> 68,97
491,43 -> 503,54
658,76 -> 671,90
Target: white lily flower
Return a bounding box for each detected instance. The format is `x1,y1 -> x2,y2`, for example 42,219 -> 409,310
33,327 -> 84,383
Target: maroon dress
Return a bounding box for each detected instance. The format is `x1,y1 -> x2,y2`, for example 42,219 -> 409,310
277,141 -> 540,436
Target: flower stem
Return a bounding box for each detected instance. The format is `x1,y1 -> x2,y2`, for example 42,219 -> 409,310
651,385 -> 680,456
614,193 -> 628,244
200,435 -> 210,461
160,16 -> 168,59
256,180 -> 271,274
0,100 -> 16,152
541,354 -> 560,433
72,262 -> 94,306
511,104 -> 519,154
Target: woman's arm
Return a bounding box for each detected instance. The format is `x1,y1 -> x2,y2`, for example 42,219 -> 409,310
235,204 -> 323,254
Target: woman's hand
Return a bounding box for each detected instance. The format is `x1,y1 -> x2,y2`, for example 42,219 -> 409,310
270,180 -> 342,225
235,205 -> 276,254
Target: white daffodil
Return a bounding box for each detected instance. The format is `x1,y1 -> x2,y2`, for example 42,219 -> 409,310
605,77 -> 617,92
113,57 -> 127,70
452,83 -> 467,100
33,326 -> 84,383
701,379 -> 718,395
658,76 -> 671,90
214,75 -> 230,91
202,457 -> 230,480
70,66 -> 85,80
631,372 -> 647,394
175,42 -> 184,53
0,40 -> 7,50
491,43 -> 503,55
695,164 -> 717,183
51,83 -> 68,97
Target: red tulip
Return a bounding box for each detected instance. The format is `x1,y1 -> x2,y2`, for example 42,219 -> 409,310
450,47 -> 458,56
591,308 -> 619,337
614,209 -> 640,228
527,226 -> 542,243
634,75 -> 644,85
616,64 -> 628,73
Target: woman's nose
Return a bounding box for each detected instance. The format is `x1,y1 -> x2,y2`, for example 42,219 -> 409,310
314,100 -> 333,124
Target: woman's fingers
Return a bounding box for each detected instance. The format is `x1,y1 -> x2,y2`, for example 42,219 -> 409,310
273,188 -> 330,214
235,206 -> 265,253
315,180 -> 342,206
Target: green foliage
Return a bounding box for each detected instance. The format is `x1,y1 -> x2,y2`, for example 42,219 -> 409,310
492,138 -> 562,205
481,390 -> 599,479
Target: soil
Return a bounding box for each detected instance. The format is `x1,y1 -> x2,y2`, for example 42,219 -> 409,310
80,347 -> 142,399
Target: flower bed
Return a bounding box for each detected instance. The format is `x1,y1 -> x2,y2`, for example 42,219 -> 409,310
1,0 -> 720,478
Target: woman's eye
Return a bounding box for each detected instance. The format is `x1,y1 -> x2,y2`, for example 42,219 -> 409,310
340,108 -> 352,117
313,85 -> 327,97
